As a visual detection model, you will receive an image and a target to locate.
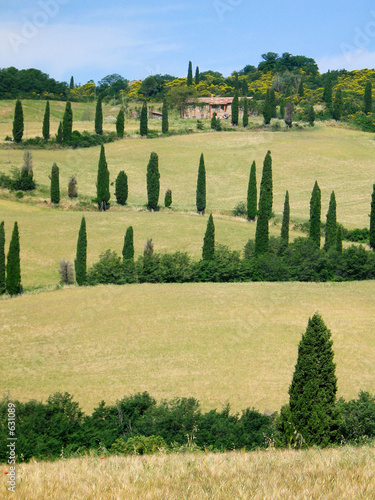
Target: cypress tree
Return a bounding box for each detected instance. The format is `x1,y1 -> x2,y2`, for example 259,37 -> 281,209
56,121 -> 63,143
6,222 -> 22,295
115,170 -> 128,205
162,99 -> 169,134
146,152 -> 160,210
68,175 -> 78,199
122,226 -> 134,261
196,153 -> 206,214
247,160 -> 257,221
255,191 -> 269,255
116,108 -> 125,137
195,66 -> 200,85
259,150 -> 273,220
75,216 -> 87,285
211,112 -> 217,130
50,162 -> 60,204
270,89 -> 277,118
370,183 -> 375,250
324,191 -> 337,251
298,81 -> 304,98
241,79 -> 248,96
336,225 -> 343,254
140,102 -> 148,136
62,101 -> 73,142
332,88 -> 343,121
95,96 -> 103,135
12,99 -> 24,143
323,71 -> 332,107
309,181 -> 321,248
42,101 -> 50,140
0,222 -> 5,294
231,91 -> 239,126
164,189 -> 172,208
96,145 -> 110,211
280,190 -> 290,251
202,213 -> 215,261
70,76 -> 74,89
242,97 -> 249,127
307,103 -> 315,126
285,101 -> 293,128
187,61 -> 193,86
279,98 -> 285,119
364,81 -> 372,115
263,88 -> 272,125
288,314 -> 340,447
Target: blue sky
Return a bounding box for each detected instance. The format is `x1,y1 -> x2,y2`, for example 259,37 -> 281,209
1,0 -> 375,85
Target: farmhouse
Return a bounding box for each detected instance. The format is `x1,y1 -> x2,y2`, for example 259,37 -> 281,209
184,96 -> 253,119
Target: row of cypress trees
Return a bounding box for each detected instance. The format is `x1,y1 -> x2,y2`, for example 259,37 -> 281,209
140,100 -> 169,136
0,221 -> 22,295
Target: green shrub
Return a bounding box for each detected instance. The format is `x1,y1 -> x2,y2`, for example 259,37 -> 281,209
337,392 -> 375,444
233,201 -> 247,217
86,250 -> 125,285
111,435 -> 166,455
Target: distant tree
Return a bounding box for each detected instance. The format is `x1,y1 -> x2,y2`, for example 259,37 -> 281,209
255,190 -> 269,255
164,189 -> 172,208
211,112 -> 217,130
259,150 -> 273,220
298,80 -> 304,98
116,108 -> 125,137
247,160 -> 257,221
332,88 -> 343,121
307,103 -> 315,126
122,226 -> 134,261
196,153 -> 206,214
279,98 -> 285,119
231,91 -> 239,125
115,170 -> 128,205
241,79 -> 248,96
68,175 -> 78,198
309,181 -> 321,247
6,222 -> 21,296
187,61 -> 193,86
146,152 -> 160,210
96,145 -> 110,211
336,225 -> 343,254
323,71 -> 333,107
56,121 -> 63,143
242,97 -> 249,127
370,183 -> 375,250
0,222 -> 5,294
12,99 -> 24,143
270,89 -> 277,118
42,101 -> 50,140
280,190 -> 290,251
162,99 -> 169,134
324,191 -> 337,251
62,101 -> 73,142
364,81 -> 372,115
50,162 -> 60,204
95,96 -> 103,135
75,216 -> 87,286
69,76 -> 75,89
284,101 -> 293,128
202,213 -> 215,261
58,260 -> 74,285
140,102 -> 148,136
195,66 -> 200,85
14,151 -> 35,191
263,88 -> 272,125
144,238 -> 154,258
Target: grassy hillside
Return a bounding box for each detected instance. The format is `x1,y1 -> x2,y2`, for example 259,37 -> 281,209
1,281 -> 374,414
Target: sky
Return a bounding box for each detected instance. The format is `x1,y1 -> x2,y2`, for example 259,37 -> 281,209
1,0 -> 375,85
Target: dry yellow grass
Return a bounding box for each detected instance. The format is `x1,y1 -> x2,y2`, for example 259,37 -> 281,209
1,446 -> 374,499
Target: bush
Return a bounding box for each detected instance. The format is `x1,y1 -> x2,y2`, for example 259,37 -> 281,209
233,201 -> 247,217
86,250 -> 125,285
337,392 -> 375,444
111,435 -> 166,455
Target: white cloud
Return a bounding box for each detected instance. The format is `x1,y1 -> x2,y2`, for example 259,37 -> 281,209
317,48 -> 375,73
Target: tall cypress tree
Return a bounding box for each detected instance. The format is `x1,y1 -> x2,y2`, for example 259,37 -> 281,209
146,152 -> 160,210
0,222 -> 5,294
259,150 -> 273,220
279,98 -> 285,119
50,162 -> 60,204
6,222 -> 21,295
70,76 -> 75,89
196,153 -> 206,214
195,66 -> 200,85
96,145 -> 110,211
298,81 -> 304,98
255,191 -> 269,255
242,97 -> 249,127
116,108 -> 125,138
332,88 -> 343,121
307,103 -> 315,126
280,190 -> 290,251
364,81 -> 372,115
122,226 -> 134,261
288,314 -> 340,447
202,214 -> 215,261
13,99 -> 24,143
309,181 -> 321,248
95,96 -> 103,135
187,61 -> 193,86
370,183 -> 375,250
162,99 -> 169,134
42,101 -> 50,140
62,101 -> 73,142
270,89 -> 277,118
263,89 -> 272,125
324,191 -> 337,251
140,102 -> 148,136
75,216 -> 87,286
241,79 -> 248,97
56,121 -> 63,143
247,161 -> 257,221
323,71 -> 333,107
115,170 -> 128,205
231,91 -> 239,126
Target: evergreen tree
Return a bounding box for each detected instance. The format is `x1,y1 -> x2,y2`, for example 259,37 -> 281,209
211,112 -> 217,130
6,222 -> 21,295
279,98 -> 285,119
162,99 -> 169,134
187,61 -> 193,86
95,96 -> 103,135
336,225 -> 343,254
12,99 -> 24,143
140,102 -> 148,136
242,97 -> 249,127
122,226 -> 134,261
75,216 -> 87,285
270,89 -> 277,118
241,79 -> 248,96
280,190 -> 290,251
324,191 -> 337,251
62,101 -> 73,142
68,175 -> 78,198
309,181 -> 321,247
115,170 -> 128,205
323,71 -> 333,107
116,108 -> 125,138
56,121 -> 63,143
255,191 -> 269,255
332,88 -> 343,121
259,150 -> 273,220
370,183 -> 375,250
0,222 -> 5,294
298,81 -> 304,98
50,162 -> 60,204
195,66 -> 200,85
96,145 -> 110,211
247,161 -> 257,221
307,103 -> 315,126
285,101 -> 293,128
196,153 -> 206,214
231,91 -> 239,126
69,76 -> 74,89
263,89 -> 272,125
42,101 -> 50,140
288,314 -> 340,447
202,214 -> 215,261
364,81 -> 372,115
146,152 -> 160,210
164,189 -> 172,208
